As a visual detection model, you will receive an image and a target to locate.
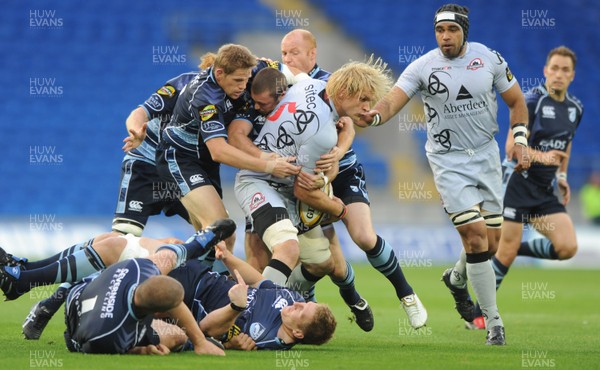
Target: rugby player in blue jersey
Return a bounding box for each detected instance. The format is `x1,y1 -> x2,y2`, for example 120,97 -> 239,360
20,65 -> 210,340
156,43 -> 300,259
169,242 -> 337,350
493,46 -> 582,293
0,220 -> 236,355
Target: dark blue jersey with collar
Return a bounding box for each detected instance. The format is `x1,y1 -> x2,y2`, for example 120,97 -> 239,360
233,60 -> 285,140
168,260 -> 302,350
127,72 -> 197,164
65,259 -> 161,354
308,64 -> 330,81
523,85 -> 583,186
161,67 -> 249,160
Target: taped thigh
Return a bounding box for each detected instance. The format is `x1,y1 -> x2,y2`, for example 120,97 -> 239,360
298,227 -> 331,264
481,210 -> 503,229
449,206 -> 483,228
117,234 -> 150,261
262,219 -> 298,253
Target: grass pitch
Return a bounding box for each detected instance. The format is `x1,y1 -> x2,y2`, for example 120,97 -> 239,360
1,265 -> 598,370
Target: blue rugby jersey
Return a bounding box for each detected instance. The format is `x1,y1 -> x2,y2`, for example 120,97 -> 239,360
126,72 -> 197,164
522,85 -> 583,186
65,259 -> 161,354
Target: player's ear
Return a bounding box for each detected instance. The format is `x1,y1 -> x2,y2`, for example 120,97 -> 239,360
292,328 -> 304,340
215,67 -> 225,80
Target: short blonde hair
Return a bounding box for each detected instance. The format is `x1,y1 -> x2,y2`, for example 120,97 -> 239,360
326,56 -> 392,107
199,44 -> 257,74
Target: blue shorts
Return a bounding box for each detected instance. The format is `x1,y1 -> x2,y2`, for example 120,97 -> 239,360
113,158 -> 190,228
332,162 -> 370,205
503,171 -> 565,223
156,145 -> 222,198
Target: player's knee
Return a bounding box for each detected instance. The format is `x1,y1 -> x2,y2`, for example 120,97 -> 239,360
346,224 -> 376,250
299,228 -> 332,266
117,234 -> 150,262
303,256 -> 335,277
556,242 -> 578,260
224,233 -> 236,251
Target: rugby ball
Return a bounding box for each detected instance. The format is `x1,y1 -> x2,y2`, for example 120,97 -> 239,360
297,182 -> 333,228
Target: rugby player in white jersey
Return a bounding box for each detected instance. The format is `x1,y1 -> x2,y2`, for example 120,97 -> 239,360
358,3 -> 530,345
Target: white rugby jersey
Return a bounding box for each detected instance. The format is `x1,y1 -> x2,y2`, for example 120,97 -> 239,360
238,78 -> 338,186
396,42 -> 517,153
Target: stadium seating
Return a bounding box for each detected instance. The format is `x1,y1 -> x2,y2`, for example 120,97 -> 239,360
0,0 -> 595,215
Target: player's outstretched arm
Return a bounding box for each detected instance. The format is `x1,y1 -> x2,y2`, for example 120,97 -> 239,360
357,86 -> 410,127
228,119 -> 264,158
215,242 -> 265,287
207,137 -> 300,178
167,301 -> 225,356
199,270 -> 248,337
122,107 -> 149,152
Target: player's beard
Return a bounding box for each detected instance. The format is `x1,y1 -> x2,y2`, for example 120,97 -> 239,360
441,44 -> 464,59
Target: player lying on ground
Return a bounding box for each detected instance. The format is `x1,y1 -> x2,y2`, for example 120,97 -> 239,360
1,224 -> 335,350
168,242 -> 337,350
0,219 -> 237,355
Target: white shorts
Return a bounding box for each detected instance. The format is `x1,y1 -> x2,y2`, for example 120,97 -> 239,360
234,176 -> 300,226
426,140 -> 503,214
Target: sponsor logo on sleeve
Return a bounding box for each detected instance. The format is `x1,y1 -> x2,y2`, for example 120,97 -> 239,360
201,121 -> 225,134
157,85 -> 176,97
267,60 -> 280,69
505,67 -> 514,82
146,94 -> 164,111
199,105 -> 218,121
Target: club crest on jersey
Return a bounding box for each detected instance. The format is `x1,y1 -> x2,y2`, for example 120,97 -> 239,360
249,323 -> 266,340
249,192 -> 266,211
568,107 -> 577,122
466,58 -> 483,70
200,105 -> 218,121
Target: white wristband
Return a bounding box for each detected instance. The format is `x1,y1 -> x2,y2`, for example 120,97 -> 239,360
556,172 -> 567,181
512,124 -> 528,147
370,113 -> 382,127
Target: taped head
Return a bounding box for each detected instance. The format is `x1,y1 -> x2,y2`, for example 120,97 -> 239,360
434,4 -> 469,45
